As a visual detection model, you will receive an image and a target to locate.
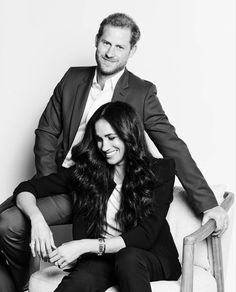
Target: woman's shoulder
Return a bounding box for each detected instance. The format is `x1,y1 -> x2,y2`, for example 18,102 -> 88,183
150,158 -> 176,181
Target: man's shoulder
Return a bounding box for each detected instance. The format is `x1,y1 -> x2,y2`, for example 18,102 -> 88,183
126,69 -> 155,89
57,66 -> 96,88
65,66 -> 96,79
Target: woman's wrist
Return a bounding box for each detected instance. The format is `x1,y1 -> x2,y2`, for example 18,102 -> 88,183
29,210 -> 45,223
74,237 -> 125,256
77,239 -> 106,255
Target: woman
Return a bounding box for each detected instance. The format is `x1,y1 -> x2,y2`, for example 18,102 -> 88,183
13,101 -> 181,292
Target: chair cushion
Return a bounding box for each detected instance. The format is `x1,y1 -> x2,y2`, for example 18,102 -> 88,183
29,266 -> 67,292
29,265 -> 216,292
106,266 -> 216,292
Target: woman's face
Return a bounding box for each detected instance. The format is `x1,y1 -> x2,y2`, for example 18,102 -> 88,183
95,119 -> 125,167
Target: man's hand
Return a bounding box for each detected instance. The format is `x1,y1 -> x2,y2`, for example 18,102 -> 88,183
202,206 -> 229,237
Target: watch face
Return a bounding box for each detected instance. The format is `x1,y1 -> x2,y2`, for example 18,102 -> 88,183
98,238 -> 105,256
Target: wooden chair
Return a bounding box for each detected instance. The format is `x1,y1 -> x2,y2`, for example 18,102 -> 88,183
28,185 -> 234,292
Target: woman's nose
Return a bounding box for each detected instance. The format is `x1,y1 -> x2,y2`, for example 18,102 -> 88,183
102,140 -> 110,151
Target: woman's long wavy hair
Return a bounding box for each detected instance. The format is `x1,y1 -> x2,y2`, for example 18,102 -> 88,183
71,101 -> 157,238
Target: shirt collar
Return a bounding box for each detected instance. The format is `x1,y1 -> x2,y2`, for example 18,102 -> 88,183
92,68 -> 125,91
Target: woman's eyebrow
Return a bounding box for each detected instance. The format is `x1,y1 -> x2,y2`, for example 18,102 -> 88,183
95,133 -> 116,138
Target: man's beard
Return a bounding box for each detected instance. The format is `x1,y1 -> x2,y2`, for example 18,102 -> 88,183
95,52 -> 125,76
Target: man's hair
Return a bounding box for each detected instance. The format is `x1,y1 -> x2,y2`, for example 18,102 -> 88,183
96,13 -> 141,48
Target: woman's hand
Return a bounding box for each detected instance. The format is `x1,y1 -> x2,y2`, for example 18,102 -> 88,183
30,213 -> 56,260
48,240 -> 87,269
16,191 -> 56,260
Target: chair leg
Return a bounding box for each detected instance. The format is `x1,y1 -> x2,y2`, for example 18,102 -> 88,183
180,243 -> 194,292
211,236 -> 224,292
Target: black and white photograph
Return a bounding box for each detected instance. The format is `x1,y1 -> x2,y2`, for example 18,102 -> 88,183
0,1 -> 235,292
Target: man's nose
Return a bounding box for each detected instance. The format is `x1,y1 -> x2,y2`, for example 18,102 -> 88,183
105,46 -> 115,58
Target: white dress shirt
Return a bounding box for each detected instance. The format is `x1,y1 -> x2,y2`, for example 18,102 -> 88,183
103,183 -> 122,238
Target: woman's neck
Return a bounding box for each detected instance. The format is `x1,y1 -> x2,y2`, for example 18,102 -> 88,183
113,165 -> 125,185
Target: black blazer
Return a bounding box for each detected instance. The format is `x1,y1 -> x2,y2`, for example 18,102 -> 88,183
34,67 -> 217,213
13,158 -> 181,280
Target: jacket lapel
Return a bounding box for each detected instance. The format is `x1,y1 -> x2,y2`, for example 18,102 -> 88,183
68,68 -> 95,146
112,69 -> 129,102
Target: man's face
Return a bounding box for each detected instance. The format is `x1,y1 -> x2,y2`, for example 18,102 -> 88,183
95,25 -> 136,77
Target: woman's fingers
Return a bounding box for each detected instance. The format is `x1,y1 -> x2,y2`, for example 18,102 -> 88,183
48,248 -> 68,269
49,251 -> 61,263
30,217 -> 55,258
50,232 -> 56,250
40,240 -> 47,259
54,258 -> 65,268
29,241 -> 36,257
30,237 -> 55,260
30,226 -> 56,259
35,239 -> 41,257
45,232 -> 56,257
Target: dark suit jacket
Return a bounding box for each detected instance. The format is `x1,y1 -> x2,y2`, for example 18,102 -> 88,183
33,66 -> 217,214
13,158 -> 181,280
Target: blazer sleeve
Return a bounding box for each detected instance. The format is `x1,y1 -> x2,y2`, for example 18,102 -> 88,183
33,69 -> 70,177
13,166 -> 74,202
143,84 -> 218,213
121,158 -> 175,250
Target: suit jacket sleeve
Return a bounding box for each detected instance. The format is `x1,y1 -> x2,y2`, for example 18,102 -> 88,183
143,84 -> 218,213
34,70 -> 70,177
121,158 -> 175,249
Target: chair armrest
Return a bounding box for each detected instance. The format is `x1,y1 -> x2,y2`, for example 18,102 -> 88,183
180,192 -> 234,292
184,192 -> 234,244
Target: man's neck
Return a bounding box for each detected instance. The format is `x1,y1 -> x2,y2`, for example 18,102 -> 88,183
96,69 -> 125,90
96,73 -> 108,89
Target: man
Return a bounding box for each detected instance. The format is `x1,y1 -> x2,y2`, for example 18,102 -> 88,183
0,13 -> 228,292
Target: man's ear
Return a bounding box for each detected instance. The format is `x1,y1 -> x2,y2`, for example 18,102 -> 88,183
129,45 -> 137,58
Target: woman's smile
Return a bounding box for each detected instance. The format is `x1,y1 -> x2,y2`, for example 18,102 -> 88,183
95,119 -> 125,168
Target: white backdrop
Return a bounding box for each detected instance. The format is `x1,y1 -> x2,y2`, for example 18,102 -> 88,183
1,0 -> 235,290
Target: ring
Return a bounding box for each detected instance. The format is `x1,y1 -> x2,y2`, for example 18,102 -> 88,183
56,262 -> 61,268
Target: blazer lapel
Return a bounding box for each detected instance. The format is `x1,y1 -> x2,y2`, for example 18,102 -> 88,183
112,69 -> 129,102
68,68 -> 95,146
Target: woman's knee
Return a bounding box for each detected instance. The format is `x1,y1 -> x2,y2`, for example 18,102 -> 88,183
55,271 -> 102,292
115,247 -> 145,275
